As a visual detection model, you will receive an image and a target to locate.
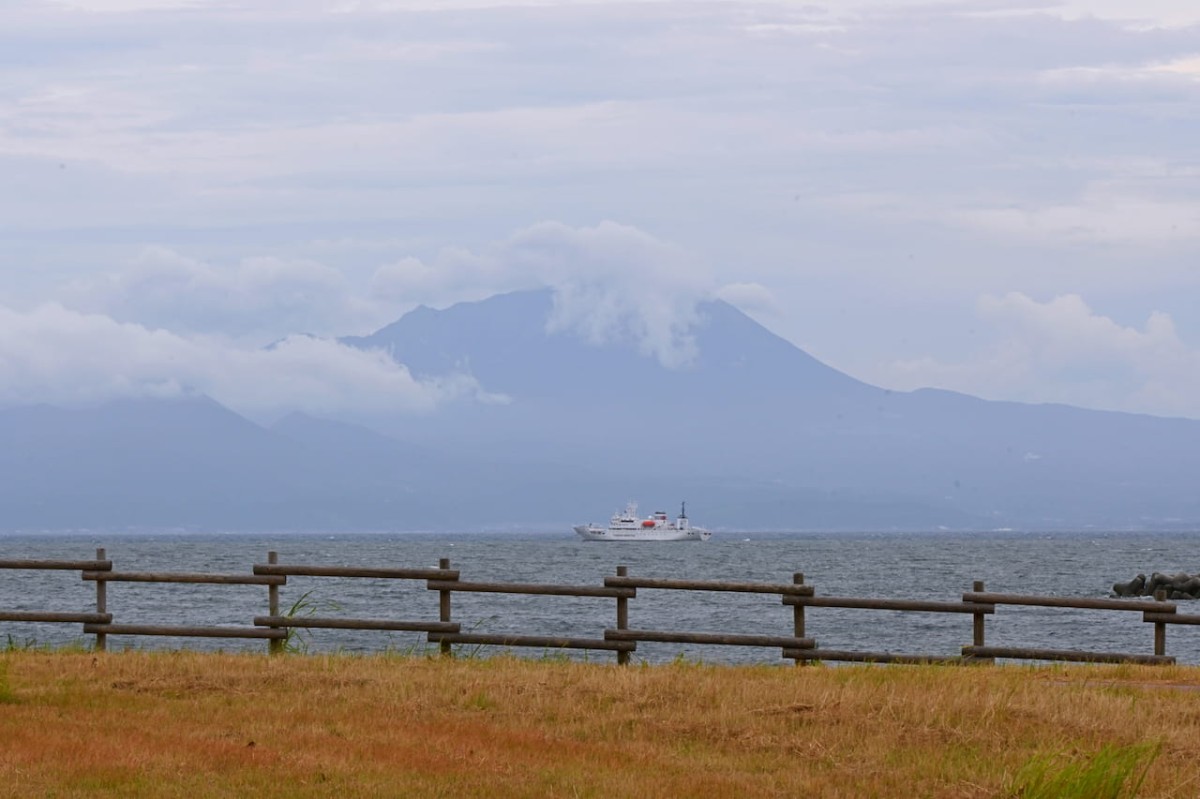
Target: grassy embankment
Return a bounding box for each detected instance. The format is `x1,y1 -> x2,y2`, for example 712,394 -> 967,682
2,651 -> 1199,797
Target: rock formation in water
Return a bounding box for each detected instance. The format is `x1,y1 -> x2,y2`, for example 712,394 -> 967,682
1113,571 -> 1200,600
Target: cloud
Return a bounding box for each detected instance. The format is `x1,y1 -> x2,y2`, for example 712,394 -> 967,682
42,0 -> 206,10
953,188 -> 1200,246
0,303 -> 492,416
1151,54 -> 1200,77
61,246 -> 401,341
20,220 -> 756,416
716,282 -> 779,315
372,220 -> 716,368
882,292 -> 1200,417
511,222 -> 711,368
55,221 -> 754,372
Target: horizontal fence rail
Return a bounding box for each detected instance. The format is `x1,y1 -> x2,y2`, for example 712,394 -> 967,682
1145,612 -> 1200,626
253,616 -> 460,634
0,611 -> 112,624
605,630 -> 814,649
0,549 -> 1194,666
959,647 -> 1175,666
428,632 -> 636,652
426,579 -> 634,598
0,559 -> 112,571
786,649 -> 969,665
83,571 -> 284,585
83,624 -> 288,640
784,596 -> 995,614
253,564 -> 459,580
603,576 -> 813,595
962,592 -> 1176,613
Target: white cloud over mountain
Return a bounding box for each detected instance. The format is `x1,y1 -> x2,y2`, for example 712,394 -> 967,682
372,220 -> 713,367
62,247 -> 399,341
7,221 -> 737,414
0,303 -> 484,416
52,221 -> 723,369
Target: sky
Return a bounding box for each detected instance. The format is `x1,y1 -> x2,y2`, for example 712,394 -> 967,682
2,0 -> 1198,420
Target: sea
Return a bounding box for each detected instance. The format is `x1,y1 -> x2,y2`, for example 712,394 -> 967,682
3,530 -> 1200,666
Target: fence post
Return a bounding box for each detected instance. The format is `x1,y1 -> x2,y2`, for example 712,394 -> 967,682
616,565 -> 629,666
971,580 -> 992,665
793,572 -> 806,667
267,551 -> 282,655
439,558 -> 452,657
94,547 -> 107,653
972,580 -> 986,647
1154,589 -> 1167,656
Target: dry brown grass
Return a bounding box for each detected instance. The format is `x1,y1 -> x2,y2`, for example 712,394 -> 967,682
3,652 -> 1200,797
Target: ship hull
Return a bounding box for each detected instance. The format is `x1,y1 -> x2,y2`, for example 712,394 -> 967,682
573,524 -> 711,542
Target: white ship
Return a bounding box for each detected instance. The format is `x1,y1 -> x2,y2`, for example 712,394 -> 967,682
574,502 -> 712,542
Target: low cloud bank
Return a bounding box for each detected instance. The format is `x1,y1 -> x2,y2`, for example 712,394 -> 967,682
68,221 -> 759,372
0,303 -> 486,416
884,292 -> 1200,418
17,221 -> 766,414
62,246 -> 400,343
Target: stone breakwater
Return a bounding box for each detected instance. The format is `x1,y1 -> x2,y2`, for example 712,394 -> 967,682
1113,572 -> 1200,600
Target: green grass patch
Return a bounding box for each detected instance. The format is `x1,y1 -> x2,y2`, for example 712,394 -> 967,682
1009,742 -> 1160,798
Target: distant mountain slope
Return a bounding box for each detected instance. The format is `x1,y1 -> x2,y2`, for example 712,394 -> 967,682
0,397 -> 305,528
0,398 -> 457,530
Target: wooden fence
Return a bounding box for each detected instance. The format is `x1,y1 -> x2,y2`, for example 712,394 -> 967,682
0,550 -> 1191,666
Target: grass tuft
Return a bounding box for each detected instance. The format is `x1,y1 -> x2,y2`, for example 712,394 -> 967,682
1009,742 -> 1160,799
279,590 -> 342,654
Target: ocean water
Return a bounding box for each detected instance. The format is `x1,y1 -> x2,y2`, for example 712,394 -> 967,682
3,530 -> 1200,665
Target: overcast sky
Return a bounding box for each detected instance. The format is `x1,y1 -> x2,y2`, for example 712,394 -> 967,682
2,0 -> 1198,420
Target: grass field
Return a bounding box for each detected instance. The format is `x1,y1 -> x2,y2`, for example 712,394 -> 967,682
2,651 -> 1199,797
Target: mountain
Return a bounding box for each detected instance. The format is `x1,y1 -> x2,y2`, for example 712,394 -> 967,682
4,288 -> 1200,532
0,396 -> 308,529
343,289 -> 1200,529
341,289 -> 887,471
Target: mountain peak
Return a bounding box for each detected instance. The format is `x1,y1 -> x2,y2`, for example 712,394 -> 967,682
345,288 -> 870,400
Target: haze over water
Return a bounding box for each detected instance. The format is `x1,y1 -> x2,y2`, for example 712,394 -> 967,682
5,530 -> 1200,665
